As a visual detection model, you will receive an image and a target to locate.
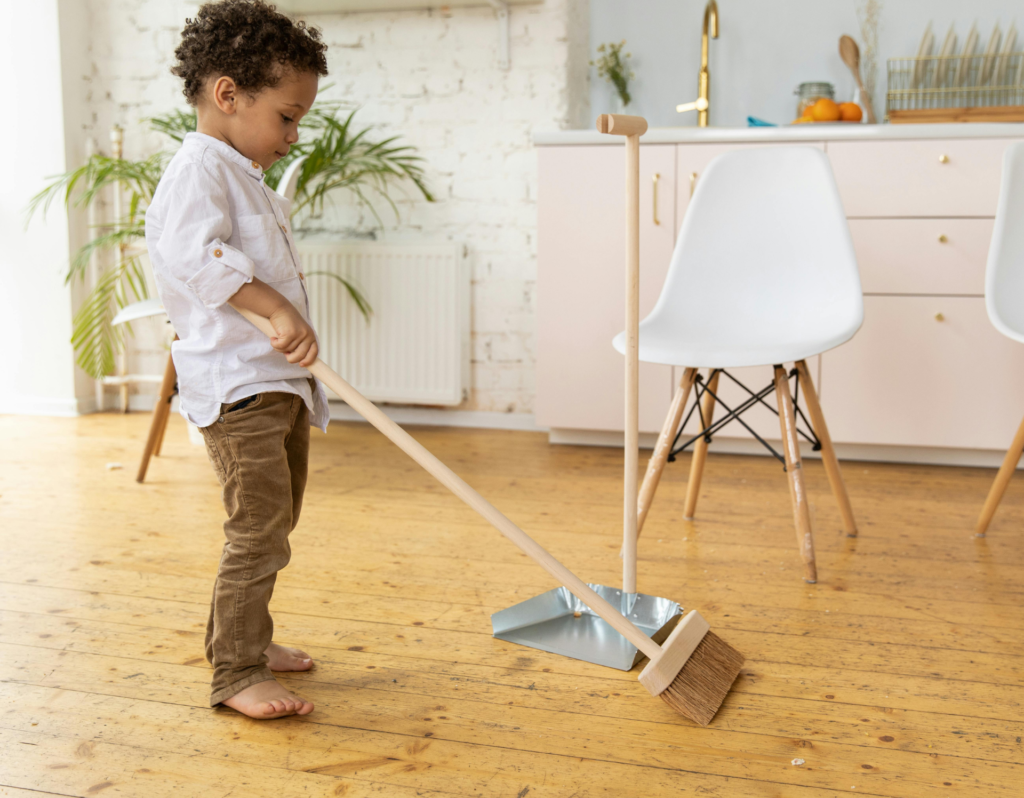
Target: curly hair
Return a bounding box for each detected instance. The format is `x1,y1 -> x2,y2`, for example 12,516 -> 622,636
171,0 -> 328,106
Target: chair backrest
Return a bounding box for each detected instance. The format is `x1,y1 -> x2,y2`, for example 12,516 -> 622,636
276,155 -> 307,202
986,141 -> 1024,344
646,146 -> 862,350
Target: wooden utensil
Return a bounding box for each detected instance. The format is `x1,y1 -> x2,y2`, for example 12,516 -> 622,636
839,35 -> 877,123
595,112 -> 644,597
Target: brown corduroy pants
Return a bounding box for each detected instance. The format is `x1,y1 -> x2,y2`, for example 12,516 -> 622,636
199,390 -> 309,706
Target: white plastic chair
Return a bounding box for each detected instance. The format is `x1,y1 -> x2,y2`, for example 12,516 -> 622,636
614,146 -> 863,583
976,142 -> 1024,536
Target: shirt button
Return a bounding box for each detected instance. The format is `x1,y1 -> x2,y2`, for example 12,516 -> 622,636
213,249 -> 223,258
299,272 -> 305,280
251,160 -> 260,169
281,224 -> 287,233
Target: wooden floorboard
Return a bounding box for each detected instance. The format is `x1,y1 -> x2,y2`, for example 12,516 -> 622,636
1,412 -> 1022,796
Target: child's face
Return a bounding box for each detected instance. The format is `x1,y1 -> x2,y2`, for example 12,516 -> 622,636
202,68 -> 319,170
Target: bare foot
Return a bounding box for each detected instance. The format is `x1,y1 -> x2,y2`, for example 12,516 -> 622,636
222,678 -> 314,719
265,642 -> 314,672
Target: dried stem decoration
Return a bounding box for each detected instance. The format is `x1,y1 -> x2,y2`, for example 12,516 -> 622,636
857,0 -> 882,120
591,40 -> 635,108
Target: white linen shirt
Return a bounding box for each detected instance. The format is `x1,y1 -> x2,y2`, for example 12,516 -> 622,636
145,132 -> 329,431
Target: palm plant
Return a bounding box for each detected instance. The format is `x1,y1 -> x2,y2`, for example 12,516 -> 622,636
28,98 -> 433,379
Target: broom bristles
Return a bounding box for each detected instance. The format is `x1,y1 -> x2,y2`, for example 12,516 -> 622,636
657,630 -> 744,726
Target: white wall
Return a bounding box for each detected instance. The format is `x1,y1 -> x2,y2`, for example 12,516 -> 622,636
73,0 -> 589,416
0,0 -> 90,415
590,0 -> 1018,128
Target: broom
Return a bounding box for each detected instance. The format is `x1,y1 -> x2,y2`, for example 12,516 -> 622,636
230,301 -> 744,725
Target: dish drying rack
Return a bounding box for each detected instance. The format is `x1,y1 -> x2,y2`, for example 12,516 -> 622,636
886,53 -> 1024,123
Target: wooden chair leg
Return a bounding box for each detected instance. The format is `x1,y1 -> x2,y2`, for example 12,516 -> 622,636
795,359 -> 857,537
152,395 -> 171,457
775,365 -> 817,584
635,367 -> 698,539
976,411 -> 1024,537
136,351 -> 177,484
683,369 -> 720,520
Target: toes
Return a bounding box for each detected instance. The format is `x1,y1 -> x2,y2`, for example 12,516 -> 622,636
298,700 -> 314,715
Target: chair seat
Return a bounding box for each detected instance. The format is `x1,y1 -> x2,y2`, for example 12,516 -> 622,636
612,321 -> 856,369
111,297 -> 166,326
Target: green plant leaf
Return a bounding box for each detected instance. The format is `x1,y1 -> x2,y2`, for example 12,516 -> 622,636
70,257 -> 148,379
306,271 -> 373,320
147,109 -> 197,142
68,218 -> 147,284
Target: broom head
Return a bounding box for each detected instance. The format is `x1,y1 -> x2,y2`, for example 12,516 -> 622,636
638,610 -> 744,726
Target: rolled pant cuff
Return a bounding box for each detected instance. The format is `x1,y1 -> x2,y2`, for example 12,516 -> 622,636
210,667 -> 276,707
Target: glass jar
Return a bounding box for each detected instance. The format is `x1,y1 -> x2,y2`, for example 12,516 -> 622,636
795,82 -> 835,117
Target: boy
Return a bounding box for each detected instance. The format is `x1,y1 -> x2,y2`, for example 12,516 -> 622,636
146,0 -> 330,719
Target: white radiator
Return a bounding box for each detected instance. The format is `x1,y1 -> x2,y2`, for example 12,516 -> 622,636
299,242 -> 469,406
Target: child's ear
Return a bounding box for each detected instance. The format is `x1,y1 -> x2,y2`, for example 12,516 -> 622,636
211,76 -> 238,115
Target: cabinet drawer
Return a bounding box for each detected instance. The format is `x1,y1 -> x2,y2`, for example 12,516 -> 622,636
850,218 -> 992,295
820,296 -> 1024,449
536,144 -> 677,433
828,138 -> 1012,217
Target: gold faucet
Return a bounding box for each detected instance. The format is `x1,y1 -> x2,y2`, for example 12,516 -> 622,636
676,0 -> 719,127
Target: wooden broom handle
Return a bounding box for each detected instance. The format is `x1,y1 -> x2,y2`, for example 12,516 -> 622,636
231,304 -> 663,659
597,114 -> 647,596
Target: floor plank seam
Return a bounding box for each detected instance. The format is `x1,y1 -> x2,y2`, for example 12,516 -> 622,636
6,670 -> 1024,764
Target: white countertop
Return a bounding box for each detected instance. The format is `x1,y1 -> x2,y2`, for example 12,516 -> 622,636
533,122 -> 1024,146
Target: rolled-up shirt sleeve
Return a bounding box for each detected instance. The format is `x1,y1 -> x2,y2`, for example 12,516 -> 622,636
153,162 -> 256,309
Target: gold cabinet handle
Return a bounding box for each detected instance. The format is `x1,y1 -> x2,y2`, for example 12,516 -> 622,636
689,171 -> 699,197
935,312 -> 945,322
938,234 -> 948,243
939,154 -> 950,164
652,173 -> 661,225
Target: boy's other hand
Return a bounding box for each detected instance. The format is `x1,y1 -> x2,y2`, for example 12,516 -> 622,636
268,304 -> 319,367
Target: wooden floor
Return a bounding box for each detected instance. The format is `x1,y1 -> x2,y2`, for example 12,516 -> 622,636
1,412 -> 1022,797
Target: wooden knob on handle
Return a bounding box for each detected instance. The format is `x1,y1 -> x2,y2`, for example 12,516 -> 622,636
597,114 -> 649,137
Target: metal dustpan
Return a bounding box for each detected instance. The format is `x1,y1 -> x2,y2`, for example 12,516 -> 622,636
492,584 -> 683,670
491,113 -> 684,671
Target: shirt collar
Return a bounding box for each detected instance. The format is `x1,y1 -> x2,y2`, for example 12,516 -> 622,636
184,132 -> 265,180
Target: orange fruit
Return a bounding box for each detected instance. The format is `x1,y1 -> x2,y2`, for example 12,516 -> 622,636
839,102 -> 863,122
811,98 -> 841,122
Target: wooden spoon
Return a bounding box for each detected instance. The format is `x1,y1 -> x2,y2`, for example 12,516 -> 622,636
839,35 -> 877,123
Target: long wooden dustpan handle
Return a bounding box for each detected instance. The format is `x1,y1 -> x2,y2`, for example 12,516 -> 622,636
597,113 -> 649,596
231,304 -> 662,659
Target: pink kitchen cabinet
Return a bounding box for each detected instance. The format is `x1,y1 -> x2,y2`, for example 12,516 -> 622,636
820,296 -> 1024,450
536,129 -> 1024,463
535,144 -> 677,433
828,138 -> 1009,218
849,218 -> 992,296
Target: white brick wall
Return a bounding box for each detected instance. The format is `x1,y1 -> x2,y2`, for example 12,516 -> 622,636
77,0 -> 590,415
